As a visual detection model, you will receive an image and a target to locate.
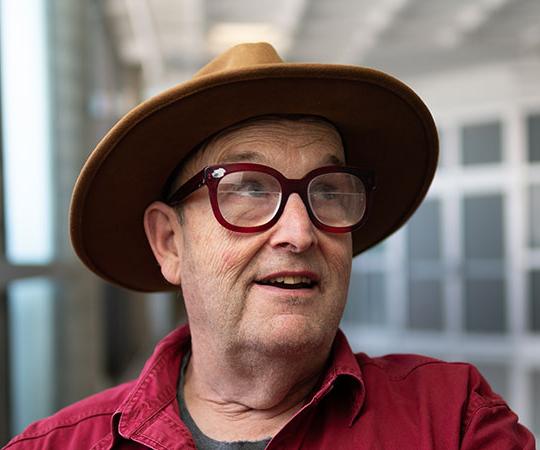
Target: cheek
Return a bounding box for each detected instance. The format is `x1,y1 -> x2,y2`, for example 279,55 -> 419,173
322,234 -> 353,290
326,233 -> 352,267
182,212 -> 263,288
220,241 -> 259,274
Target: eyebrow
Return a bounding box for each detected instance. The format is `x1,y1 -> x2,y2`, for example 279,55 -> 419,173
325,154 -> 345,166
219,151 -> 345,166
219,151 -> 266,163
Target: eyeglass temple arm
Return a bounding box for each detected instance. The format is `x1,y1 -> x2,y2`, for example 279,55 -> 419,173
166,169 -> 207,206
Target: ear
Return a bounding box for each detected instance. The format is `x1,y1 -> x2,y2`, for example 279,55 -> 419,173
143,201 -> 183,285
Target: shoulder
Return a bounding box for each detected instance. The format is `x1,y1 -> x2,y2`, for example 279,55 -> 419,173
346,353 -> 535,447
4,381 -> 135,449
356,351 -> 492,384
355,352 -> 501,402
356,353 -> 513,430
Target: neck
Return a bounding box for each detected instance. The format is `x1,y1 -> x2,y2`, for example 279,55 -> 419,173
182,329 -> 334,441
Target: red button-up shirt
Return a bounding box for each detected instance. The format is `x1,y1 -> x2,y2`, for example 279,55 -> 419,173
4,325 -> 535,449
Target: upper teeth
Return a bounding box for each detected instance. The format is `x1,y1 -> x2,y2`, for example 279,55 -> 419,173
267,276 -> 312,284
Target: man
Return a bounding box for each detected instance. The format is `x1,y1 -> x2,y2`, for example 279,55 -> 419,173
5,43 -> 535,449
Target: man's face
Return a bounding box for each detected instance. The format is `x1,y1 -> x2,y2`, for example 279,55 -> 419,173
173,118 -> 352,355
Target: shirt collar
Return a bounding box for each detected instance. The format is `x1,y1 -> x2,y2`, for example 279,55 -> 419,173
114,325 -> 191,438
315,329 -> 365,425
112,325 -> 365,437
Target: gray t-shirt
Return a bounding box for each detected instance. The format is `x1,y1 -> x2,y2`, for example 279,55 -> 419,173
178,354 -> 272,450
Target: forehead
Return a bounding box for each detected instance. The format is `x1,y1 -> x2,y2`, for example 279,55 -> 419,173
191,116 -> 344,169
173,116 -> 345,188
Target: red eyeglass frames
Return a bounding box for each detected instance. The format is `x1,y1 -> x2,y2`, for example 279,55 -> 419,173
166,163 -> 376,233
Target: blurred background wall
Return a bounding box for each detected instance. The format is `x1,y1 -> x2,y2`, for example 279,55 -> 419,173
0,0 -> 539,444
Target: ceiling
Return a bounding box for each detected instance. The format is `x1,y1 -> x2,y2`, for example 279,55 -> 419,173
104,0 -> 540,91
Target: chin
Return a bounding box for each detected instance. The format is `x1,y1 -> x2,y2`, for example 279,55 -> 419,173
247,316 -> 335,356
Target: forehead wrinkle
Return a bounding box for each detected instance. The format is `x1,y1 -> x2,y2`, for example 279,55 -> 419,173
295,135 -> 333,150
175,117 -> 344,187
219,150 -> 267,164
219,151 -> 342,169
211,125 -> 344,164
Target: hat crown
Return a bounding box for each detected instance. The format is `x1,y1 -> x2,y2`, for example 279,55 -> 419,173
194,42 -> 283,78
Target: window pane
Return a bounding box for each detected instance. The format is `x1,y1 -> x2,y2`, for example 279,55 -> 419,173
408,279 -> 443,330
528,113 -> 540,162
465,277 -> 506,333
530,186 -> 540,248
464,194 -> 504,259
344,272 -> 385,325
8,278 -> 56,434
529,270 -> 540,332
407,199 -> 440,260
0,0 -> 53,263
461,121 -> 502,165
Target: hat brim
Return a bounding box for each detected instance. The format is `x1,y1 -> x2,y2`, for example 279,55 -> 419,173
70,63 -> 438,292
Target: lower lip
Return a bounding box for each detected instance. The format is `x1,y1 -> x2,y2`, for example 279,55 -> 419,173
252,283 -> 318,297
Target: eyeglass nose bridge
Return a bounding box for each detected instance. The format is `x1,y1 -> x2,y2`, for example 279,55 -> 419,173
271,176 -> 319,228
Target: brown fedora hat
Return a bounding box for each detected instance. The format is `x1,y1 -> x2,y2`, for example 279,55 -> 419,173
70,42 -> 438,292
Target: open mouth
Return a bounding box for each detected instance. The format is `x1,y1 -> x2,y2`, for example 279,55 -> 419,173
255,275 -> 317,290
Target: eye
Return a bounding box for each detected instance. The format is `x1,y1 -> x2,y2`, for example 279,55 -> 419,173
311,182 -> 340,200
221,178 -> 276,199
233,180 -> 267,196
217,171 -> 281,202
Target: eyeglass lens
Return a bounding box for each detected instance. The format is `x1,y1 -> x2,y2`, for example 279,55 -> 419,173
216,170 -> 366,228
308,172 -> 366,227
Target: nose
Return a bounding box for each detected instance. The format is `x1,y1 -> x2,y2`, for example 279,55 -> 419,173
268,193 -> 318,253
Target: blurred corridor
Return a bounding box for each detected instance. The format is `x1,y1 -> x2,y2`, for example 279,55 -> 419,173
1,0 -> 540,443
